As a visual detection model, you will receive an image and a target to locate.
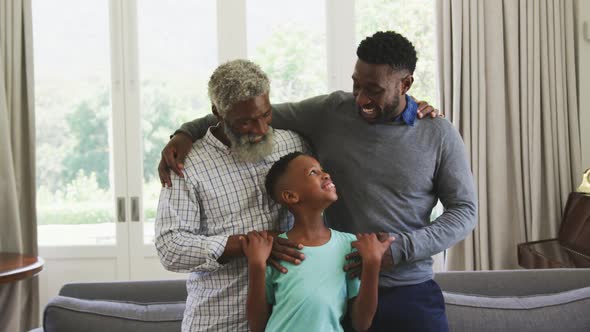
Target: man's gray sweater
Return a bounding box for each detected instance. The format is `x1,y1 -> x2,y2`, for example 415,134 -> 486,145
180,91 -> 477,287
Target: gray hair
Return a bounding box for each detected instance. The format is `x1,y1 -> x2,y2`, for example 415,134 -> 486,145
208,59 -> 270,116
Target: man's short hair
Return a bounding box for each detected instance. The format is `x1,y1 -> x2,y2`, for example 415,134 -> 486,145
265,151 -> 305,202
356,31 -> 417,73
208,59 -> 270,116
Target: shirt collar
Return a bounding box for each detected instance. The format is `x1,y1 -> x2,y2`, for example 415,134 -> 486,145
392,95 -> 417,126
204,125 -> 231,154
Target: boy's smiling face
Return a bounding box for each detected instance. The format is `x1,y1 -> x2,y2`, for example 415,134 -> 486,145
281,155 -> 338,206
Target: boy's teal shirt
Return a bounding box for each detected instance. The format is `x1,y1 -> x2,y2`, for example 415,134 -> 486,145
264,229 -> 360,332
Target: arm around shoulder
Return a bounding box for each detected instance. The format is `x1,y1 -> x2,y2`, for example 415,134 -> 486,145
271,93 -> 340,137
176,113 -> 217,141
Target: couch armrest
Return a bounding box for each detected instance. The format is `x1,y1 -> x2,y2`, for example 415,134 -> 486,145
59,279 -> 187,303
434,268 -> 590,296
43,295 -> 184,332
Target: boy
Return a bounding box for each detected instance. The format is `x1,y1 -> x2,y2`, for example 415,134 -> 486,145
239,152 -> 394,332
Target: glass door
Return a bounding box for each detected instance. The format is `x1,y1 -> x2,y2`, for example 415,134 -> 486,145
127,0 -> 218,279
33,0 -> 131,286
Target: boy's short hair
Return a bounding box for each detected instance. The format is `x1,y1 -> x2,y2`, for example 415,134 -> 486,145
265,151 -> 305,202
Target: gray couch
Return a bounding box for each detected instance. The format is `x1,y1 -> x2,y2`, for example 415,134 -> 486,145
34,269 -> 590,332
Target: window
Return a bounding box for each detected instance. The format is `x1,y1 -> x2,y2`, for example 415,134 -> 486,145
356,0 -> 437,105
247,0 -> 328,102
33,0 -> 437,252
32,0 -> 441,302
33,0 -> 115,246
138,0 -> 218,244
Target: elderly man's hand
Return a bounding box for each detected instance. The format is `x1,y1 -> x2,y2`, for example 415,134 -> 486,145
267,233 -> 305,273
415,99 -> 444,119
158,132 -> 193,187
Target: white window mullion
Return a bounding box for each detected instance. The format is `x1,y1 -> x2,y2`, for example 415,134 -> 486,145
120,0 -> 147,279
108,0 -> 131,280
326,0 -> 356,92
217,0 -> 247,63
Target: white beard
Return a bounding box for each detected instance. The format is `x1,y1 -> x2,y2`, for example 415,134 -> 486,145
224,125 -> 274,163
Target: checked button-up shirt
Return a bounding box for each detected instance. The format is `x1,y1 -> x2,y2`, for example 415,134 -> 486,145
155,127 -> 308,331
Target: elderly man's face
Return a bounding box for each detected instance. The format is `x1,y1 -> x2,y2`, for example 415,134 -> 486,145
222,93 -> 274,162
225,93 -> 273,139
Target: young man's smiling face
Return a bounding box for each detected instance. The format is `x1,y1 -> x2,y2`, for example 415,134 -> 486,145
352,59 -> 413,124
281,155 -> 337,206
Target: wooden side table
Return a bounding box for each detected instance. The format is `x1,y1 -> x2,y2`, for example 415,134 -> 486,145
0,252 -> 44,284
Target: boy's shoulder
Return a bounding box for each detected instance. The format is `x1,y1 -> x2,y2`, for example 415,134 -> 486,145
330,229 -> 357,244
275,230 -> 355,242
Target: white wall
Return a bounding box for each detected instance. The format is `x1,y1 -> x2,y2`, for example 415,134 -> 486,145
577,0 -> 590,170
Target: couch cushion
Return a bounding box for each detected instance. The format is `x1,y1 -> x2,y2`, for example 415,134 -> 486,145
43,296 -> 185,332
443,286 -> 590,332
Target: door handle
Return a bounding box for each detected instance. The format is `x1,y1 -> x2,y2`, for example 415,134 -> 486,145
130,196 -> 140,222
117,197 -> 126,222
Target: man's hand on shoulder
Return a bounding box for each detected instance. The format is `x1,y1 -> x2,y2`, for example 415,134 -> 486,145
376,232 -> 394,270
158,132 -> 193,187
217,235 -> 247,264
344,232 -> 395,278
352,233 -> 394,266
414,99 -> 444,119
267,233 -> 305,274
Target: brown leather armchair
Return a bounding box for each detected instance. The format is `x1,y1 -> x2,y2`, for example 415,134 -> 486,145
518,192 -> 590,268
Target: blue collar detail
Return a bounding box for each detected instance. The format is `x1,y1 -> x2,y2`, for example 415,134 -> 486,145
393,95 -> 417,126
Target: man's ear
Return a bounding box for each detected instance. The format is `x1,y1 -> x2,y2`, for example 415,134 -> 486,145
212,105 -> 222,122
401,74 -> 414,95
280,190 -> 299,205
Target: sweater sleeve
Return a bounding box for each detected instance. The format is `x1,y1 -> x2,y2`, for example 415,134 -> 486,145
175,92 -> 332,142
176,114 -> 217,142
389,122 -> 478,265
270,93 -> 334,139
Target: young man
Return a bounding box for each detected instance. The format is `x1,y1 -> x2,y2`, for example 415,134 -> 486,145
161,31 -> 477,331
241,152 -> 392,332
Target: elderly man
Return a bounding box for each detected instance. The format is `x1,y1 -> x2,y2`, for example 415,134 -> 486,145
155,60 -> 308,331
160,31 -> 476,331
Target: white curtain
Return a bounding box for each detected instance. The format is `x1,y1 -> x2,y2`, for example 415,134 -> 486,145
436,0 -> 582,270
0,0 -> 39,330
